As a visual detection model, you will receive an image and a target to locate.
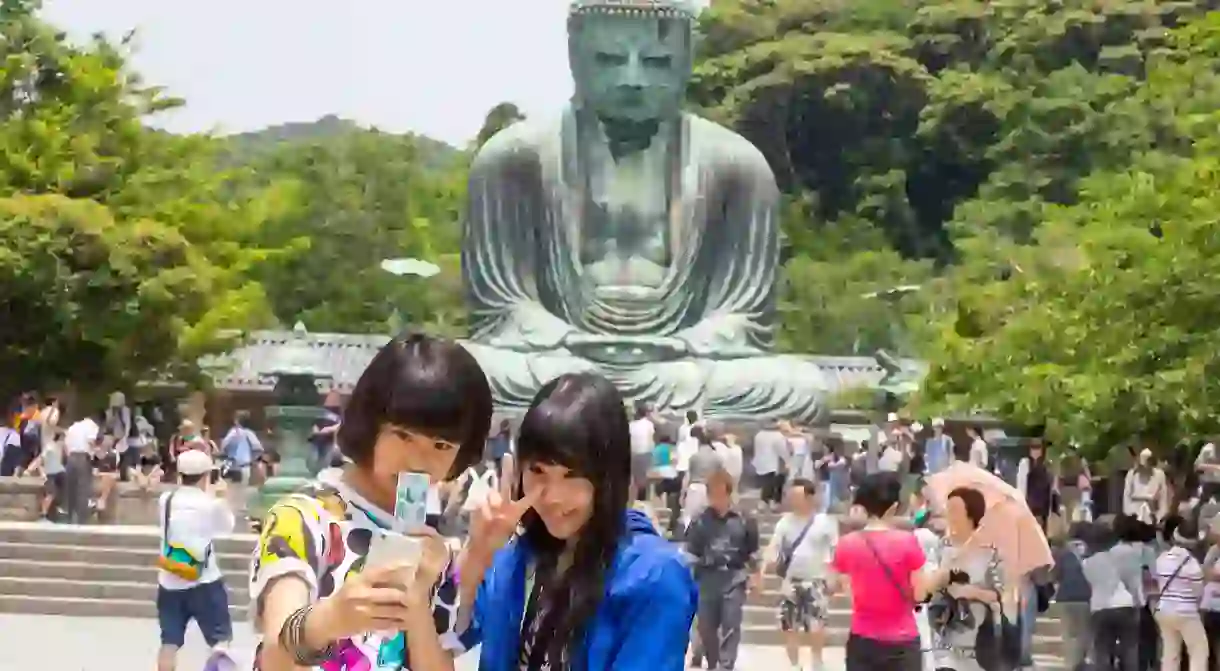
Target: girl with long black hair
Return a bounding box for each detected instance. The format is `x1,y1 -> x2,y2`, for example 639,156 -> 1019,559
456,372 -> 698,670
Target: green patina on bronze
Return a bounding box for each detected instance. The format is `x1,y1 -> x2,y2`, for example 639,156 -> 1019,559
460,0 -> 830,421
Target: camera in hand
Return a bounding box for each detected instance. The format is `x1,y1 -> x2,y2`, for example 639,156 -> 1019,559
926,569 -> 976,633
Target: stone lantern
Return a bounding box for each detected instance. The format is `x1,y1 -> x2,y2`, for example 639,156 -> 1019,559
873,349 -> 921,416
250,322 -> 333,522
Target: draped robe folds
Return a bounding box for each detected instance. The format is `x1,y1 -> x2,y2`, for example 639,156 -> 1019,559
460,107 -> 829,421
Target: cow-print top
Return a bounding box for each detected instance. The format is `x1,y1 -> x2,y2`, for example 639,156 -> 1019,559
248,470 -> 462,670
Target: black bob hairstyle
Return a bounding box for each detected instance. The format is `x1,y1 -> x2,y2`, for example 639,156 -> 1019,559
337,331 -> 492,480
514,372 -> 632,669
853,472 -> 903,518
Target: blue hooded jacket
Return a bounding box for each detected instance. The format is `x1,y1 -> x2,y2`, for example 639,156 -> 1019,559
457,509 -> 697,671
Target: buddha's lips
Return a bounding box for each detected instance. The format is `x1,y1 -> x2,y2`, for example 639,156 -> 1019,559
599,115 -> 662,153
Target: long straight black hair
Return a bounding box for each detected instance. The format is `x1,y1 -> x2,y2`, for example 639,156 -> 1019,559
515,372 -> 631,668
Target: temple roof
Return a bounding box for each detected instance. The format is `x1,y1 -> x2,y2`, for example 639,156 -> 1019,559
202,329 -> 923,394
203,330 -> 390,392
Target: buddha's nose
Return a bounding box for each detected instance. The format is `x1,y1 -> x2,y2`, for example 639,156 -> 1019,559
620,58 -> 646,90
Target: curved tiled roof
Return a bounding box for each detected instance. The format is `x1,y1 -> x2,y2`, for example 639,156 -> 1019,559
203,330 -> 390,392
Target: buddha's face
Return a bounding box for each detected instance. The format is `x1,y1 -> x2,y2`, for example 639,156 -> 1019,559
569,15 -> 690,123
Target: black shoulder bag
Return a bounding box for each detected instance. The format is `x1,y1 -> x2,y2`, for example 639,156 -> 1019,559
776,517 -> 816,579
860,531 -> 915,605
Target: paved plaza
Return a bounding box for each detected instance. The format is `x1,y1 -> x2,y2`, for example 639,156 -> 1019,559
0,614 -> 827,670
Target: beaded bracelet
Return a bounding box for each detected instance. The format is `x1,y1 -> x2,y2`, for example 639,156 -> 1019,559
278,603 -> 337,666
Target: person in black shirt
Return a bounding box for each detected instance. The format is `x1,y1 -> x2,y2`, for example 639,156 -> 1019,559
90,436 -> 121,518
133,441 -> 164,489
684,468 -> 759,671
1020,441 -> 1055,530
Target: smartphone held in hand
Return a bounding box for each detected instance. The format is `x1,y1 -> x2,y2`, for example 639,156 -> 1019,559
364,532 -> 423,638
366,533 -> 423,575
394,471 -> 430,534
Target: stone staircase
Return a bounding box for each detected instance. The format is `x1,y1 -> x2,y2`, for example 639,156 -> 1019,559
649,507 -> 1067,664
0,523 -> 252,620
0,512 -> 1067,667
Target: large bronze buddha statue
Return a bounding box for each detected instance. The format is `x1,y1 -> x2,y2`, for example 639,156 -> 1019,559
459,0 -> 830,421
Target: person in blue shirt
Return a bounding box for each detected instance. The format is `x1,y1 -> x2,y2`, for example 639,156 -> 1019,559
923,417 -> 954,476
456,372 -> 698,671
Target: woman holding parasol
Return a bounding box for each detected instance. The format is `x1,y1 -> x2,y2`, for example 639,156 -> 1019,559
924,487 -> 1007,671
925,462 -> 1056,670
926,462 -> 1055,590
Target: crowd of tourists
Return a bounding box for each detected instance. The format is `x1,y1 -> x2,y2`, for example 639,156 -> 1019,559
14,335 -> 1220,671
0,390 -> 281,525
1,391 -> 163,522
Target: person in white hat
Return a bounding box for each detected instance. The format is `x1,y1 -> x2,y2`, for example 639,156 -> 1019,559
156,448 -> 235,671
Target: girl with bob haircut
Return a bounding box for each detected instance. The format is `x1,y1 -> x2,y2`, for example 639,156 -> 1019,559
248,332 -> 493,671
454,372 -> 699,671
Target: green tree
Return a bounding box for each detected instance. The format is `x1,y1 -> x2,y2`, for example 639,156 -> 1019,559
0,3 -> 274,394
0,196 -> 223,398
916,15 -> 1220,453
691,0 -> 1214,360
247,129 -> 466,336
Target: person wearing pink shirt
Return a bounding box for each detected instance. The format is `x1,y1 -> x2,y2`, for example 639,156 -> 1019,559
831,473 -> 953,671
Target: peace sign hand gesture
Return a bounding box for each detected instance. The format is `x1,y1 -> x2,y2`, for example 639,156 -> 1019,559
468,476 -> 539,560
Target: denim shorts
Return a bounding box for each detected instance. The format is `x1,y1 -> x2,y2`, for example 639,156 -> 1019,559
157,579 -> 232,648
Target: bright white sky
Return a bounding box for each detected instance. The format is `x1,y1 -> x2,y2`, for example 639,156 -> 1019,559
40,0 -> 589,146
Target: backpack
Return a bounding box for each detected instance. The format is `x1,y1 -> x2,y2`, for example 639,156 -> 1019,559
20,415 -> 40,441
104,407 -> 130,439
155,491 -> 212,581
18,417 -> 40,457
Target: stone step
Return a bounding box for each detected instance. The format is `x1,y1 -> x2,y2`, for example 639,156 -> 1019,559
0,591 -> 1062,657
0,522 -> 1065,656
735,603 -> 1062,635
690,652 -> 1066,671
0,541 -> 250,572
0,549 -> 1066,639
0,594 -> 249,621
0,576 -> 251,606
0,506 -> 37,522
743,583 -> 1073,616
0,558 -> 248,590
0,522 -> 257,555
732,602 -> 1058,634
731,625 -> 1064,655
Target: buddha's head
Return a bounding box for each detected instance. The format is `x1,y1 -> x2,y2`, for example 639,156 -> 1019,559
567,0 -> 695,125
